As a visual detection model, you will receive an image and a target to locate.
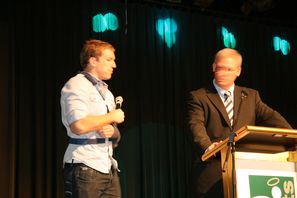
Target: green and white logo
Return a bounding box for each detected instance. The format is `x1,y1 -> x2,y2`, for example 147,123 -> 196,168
249,175 -> 295,198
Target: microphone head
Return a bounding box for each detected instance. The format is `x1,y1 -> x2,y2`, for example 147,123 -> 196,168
115,96 -> 123,109
116,96 -> 123,104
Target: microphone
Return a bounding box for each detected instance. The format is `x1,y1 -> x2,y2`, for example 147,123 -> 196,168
115,96 -> 123,109
241,90 -> 248,99
228,90 -> 247,145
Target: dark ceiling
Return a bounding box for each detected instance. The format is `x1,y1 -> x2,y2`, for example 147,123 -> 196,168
1,0 -> 295,26
136,0 -> 296,25
197,0 -> 295,21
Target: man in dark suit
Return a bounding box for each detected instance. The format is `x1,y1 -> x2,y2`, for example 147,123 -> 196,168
187,48 -> 292,198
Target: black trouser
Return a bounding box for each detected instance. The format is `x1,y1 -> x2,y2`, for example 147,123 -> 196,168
63,163 -> 121,198
190,158 -> 224,198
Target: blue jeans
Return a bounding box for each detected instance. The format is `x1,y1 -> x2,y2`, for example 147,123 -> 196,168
63,163 -> 121,198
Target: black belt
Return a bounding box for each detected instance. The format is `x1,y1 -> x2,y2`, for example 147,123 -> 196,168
64,162 -> 84,168
64,163 -> 117,175
69,138 -> 117,145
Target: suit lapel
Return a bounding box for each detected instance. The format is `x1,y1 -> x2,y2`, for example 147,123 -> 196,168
233,86 -> 247,130
233,86 -> 241,128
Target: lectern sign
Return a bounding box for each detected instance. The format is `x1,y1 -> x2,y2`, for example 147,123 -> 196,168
249,175 -> 295,198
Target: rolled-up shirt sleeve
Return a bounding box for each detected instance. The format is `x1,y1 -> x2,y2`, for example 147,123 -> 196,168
63,86 -> 89,125
61,75 -> 92,127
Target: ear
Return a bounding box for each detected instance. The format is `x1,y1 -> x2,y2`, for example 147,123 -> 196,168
89,57 -> 97,67
212,63 -> 216,72
236,67 -> 241,76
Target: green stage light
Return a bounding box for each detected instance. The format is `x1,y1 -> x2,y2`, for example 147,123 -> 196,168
92,13 -> 119,33
156,18 -> 177,48
273,36 -> 281,51
221,26 -> 236,48
273,36 -> 290,55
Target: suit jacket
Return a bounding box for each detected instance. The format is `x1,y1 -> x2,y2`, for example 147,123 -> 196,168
188,84 -> 292,152
188,84 -> 292,195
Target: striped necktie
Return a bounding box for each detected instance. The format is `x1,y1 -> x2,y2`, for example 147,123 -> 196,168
224,91 -> 234,126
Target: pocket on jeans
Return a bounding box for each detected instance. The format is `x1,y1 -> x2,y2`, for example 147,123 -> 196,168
75,165 -> 97,181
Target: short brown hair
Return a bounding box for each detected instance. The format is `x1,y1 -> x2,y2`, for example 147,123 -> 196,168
80,39 -> 115,69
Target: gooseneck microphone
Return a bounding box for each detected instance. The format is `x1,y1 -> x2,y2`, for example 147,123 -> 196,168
115,96 -> 123,109
228,90 -> 247,145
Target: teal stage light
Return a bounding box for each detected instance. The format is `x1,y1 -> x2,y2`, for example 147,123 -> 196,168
156,18 -> 177,48
273,36 -> 290,55
92,13 -> 119,33
221,26 -> 236,48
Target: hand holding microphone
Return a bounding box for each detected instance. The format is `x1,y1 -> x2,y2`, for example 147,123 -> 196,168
110,96 -> 125,124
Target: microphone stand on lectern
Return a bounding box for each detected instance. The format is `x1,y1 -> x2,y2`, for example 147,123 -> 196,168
222,91 -> 246,197
222,131 -> 237,198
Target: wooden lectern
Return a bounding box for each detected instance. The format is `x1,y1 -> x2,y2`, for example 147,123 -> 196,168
202,125 -> 297,198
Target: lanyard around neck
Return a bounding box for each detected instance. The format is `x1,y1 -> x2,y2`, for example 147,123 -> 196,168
81,71 -> 110,112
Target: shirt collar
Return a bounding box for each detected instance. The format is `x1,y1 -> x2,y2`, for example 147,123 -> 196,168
213,79 -> 235,99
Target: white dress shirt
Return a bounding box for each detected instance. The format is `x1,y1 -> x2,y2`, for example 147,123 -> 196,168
61,73 -> 118,173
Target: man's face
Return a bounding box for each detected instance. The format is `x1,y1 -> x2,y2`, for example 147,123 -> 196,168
94,49 -> 116,80
212,56 -> 241,90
